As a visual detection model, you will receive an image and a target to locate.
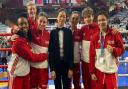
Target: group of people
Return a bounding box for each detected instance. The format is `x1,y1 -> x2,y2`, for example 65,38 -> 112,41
7,1 -> 124,89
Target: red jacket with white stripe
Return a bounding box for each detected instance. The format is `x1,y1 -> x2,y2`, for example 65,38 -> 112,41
28,18 -> 50,68
80,23 -> 99,63
8,37 -> 48,77
89,27 -> 124,74
72,29 -> 82,63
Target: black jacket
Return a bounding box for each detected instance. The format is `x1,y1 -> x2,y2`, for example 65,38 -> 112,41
48,27 -> 74,71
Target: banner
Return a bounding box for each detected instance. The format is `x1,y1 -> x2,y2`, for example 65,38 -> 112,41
23,0 -> 30,6
35,0 -> 43,6
71,0 -> 81,4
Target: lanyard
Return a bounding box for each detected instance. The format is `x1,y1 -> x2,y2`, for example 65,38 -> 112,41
100,32 -> 104,57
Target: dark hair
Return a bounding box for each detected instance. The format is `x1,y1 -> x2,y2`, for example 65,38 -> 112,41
70,11 -> 80,21
38,12 -> 48,19
82,7 -> 93,17
71,11 -> 79,15
96,11 -> 109,19
27,29 -> 32,42
57,8 -> 66,16
19,12 -> 28,18
16,28 -> 32,42
16,29 -> 27,38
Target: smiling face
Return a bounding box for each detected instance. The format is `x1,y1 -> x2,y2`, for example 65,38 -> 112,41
57,11 -> 66,27
97,14 -> 108,32
27,4 -> 37,20
70,12 -> 79,26
82,7 -> 94,25
37,16 -> 47,31
18,17 -> 29,32
84,15 -> 94,25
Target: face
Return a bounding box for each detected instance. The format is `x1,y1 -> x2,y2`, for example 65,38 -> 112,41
70,13 -> 79,26
27,5 -> 37,19
11,25 -> 19,34
57,11 -> 66,26
97,15 -> 108,31
37,16 -> 47,31
18,17 -> 29,32
84,15 -> 93,25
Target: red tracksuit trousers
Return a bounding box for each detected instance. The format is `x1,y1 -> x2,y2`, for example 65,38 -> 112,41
30,67 -> 48,89
11,74 -> 30,89
94,69 -> 118,89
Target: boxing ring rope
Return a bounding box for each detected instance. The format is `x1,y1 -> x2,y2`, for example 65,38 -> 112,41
0,33 -> 12,36
0,48 -> 12,51
0,33 -> 12,88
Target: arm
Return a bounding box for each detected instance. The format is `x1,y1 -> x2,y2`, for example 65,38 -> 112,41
89,37 -> 96,74
48,31 -> 55,72
112,32 -> 124,57
68,30 -> 74,70
13,38 -> 47,62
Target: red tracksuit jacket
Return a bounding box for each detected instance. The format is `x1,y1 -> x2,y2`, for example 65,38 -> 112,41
80,23 -> 99,63
28,18 -> 50,68
8,37 -> 47,77
72,29 -> 82,63
89,27 -> 124,74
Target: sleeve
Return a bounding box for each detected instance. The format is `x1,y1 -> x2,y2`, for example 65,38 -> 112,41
78,30 -> 82,61
79,27 -> 84,41
13,39 -> 47,62
48,31 -> 55,72
112,32 -> 124,57
89,36 -> 96,74
68,30 -> 74,70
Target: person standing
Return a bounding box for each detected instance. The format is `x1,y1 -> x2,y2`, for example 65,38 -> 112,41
8,17 -> 48,89
80,7 -> 99,89
49,8 -> 74,89
89,11 -> 124,89
26,1 -> 49,89
70,11 -> 81,89
80,7 -> 118,89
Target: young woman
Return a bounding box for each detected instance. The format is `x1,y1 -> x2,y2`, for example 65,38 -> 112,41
8,17 -> 47,89
49,8 -> 74,89
89,11 -> 124,89
30,12 -> 50,89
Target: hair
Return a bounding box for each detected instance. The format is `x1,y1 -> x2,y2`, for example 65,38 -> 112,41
16,17 -> 32,42
57,8 -> 66,16
38,12 -> 48,19
71,11 -> 79,16
26,1 -> 36,8
16,29 -> 27,38
70,11 -> 80,21
82,7 -> 93,17
16,28 -> 32,42
96,10 -> 109,20
19,12 -> 28,18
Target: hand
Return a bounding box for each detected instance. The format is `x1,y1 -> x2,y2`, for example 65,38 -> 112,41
112,28 -> 119,35
68,69 -> 73,78
91,74 -> 97,81
107,45 -> 113,53
51,71 -> 56,80
11,34 -> 19,41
